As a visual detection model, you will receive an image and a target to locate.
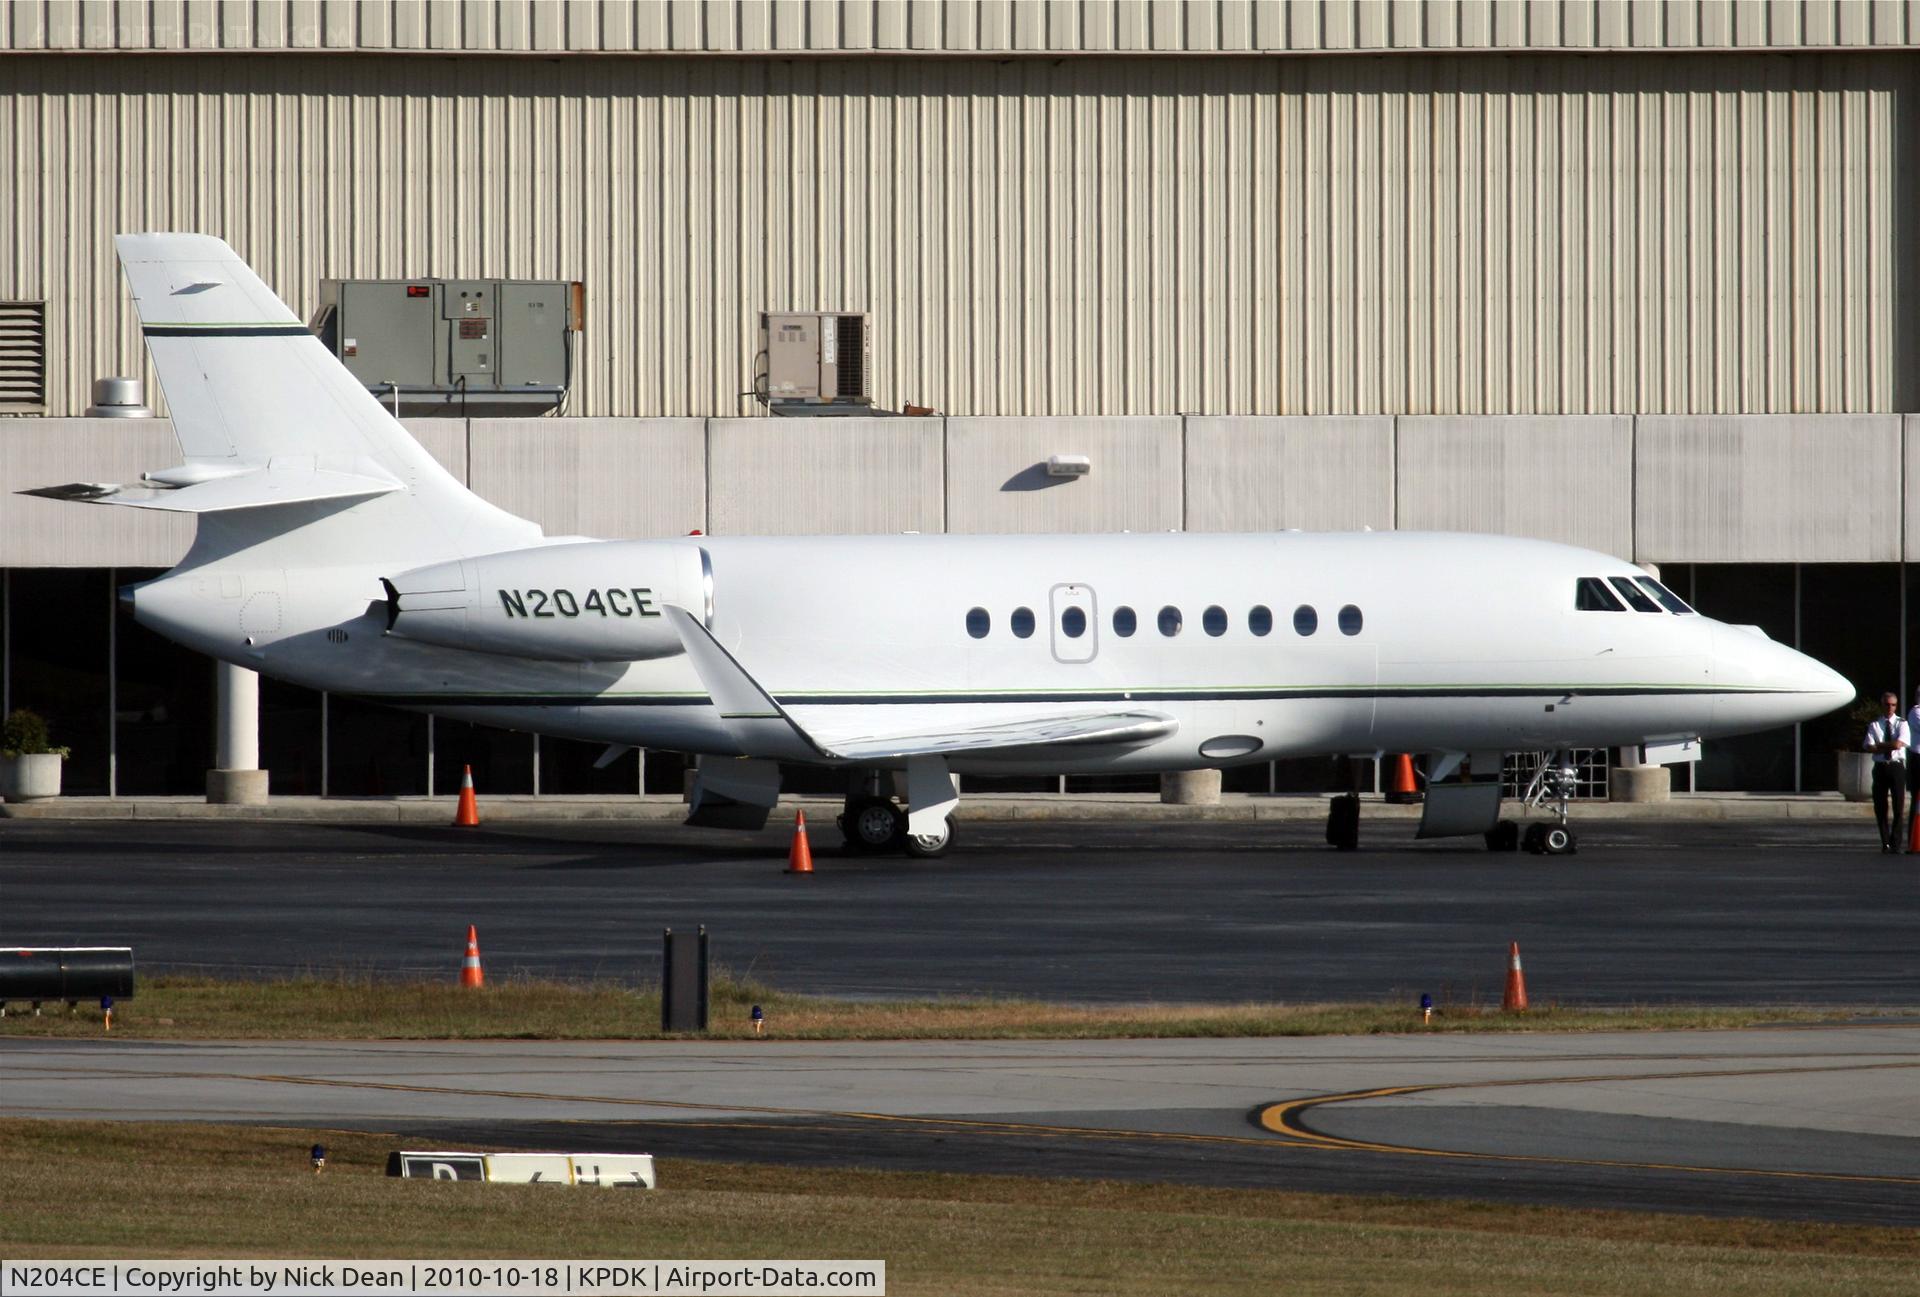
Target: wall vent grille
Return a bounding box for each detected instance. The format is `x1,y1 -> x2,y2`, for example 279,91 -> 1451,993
0,301 -> 47,414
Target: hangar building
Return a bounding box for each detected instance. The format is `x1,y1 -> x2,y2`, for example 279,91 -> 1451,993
0,0 -> 1916,799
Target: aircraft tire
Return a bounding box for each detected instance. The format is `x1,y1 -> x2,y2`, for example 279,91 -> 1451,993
842,797 -> 906,852
1521,823 -> 1547,854
1484,820 -> 1520,852
903,816 -> 956,859
1542,825 -> 1577,856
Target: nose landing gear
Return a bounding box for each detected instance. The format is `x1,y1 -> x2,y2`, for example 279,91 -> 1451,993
1517,752 -> 1579,856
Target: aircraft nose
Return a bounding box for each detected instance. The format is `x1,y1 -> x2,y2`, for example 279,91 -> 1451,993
1709,623 -> 1854,731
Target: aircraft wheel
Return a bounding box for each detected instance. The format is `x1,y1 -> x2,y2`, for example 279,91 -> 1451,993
1541,825 -> 1577,856
903,816 -> 956,859
1484,820 -> 1520,852
841,798 -> 906,852
1520,823 -> 1547,855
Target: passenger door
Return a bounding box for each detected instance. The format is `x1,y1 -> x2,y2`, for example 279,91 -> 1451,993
1050,584 -> 1097,664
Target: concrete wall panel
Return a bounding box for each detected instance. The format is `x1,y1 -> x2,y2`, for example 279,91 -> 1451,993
1905,415 -> 1920,562
1636,415 -> 1902,562
0,419 -> 192,567
707,418 -> 943,536
467,418 -> 706,540
945,417 -> 1181,534
1184,417 -> 1393,533
1395,416 -> 1634,556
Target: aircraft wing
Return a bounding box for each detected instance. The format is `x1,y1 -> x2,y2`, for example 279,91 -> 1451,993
661,605 -> 1177,762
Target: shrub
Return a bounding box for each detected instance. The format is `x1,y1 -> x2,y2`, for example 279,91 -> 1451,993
2,709 -> 68,759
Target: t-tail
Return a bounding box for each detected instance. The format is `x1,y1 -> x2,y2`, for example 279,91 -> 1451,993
24,232 -> 541,571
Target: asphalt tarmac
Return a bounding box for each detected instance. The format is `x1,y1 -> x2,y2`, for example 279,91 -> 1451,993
6,1030 -> 1918,1225
2,818 -> 1918,1004
7,817 -> 1920,1224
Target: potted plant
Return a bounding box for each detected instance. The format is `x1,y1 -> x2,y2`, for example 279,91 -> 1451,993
1833,696 -> 1880,803
1,709 -> 67,802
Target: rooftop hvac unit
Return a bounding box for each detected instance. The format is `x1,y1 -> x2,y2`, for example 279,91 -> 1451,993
313,278 -> 582,417
759,312 -> 871,415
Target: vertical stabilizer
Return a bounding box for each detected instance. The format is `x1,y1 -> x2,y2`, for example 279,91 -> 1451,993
115,233 -> 540,563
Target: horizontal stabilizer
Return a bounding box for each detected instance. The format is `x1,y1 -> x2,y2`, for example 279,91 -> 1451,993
20,465 -> 401,514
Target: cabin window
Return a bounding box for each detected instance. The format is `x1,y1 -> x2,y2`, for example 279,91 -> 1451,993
965,607 -> 990,638
1249,605 -> 1273,636
1203,605 -> 1228,637
1575,577 -> 1626,611
1011,606 -> 1036,638
1636,576 -> 1694,614
1338,604 -> 1363,636
1293,605 -> 1318,636
1158,605 -> 1183,637
1609,576 -> 1662,613
1061,606 -> 1087,638
1113,605 -> 1137,637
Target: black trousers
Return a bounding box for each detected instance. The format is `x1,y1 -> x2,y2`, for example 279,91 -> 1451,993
1874,762 -> 1907,848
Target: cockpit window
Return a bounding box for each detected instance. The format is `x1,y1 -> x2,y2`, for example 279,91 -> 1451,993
1636,576 -> 1694,614
1575,577 -> 1626,611
1609,576 -> 1662,613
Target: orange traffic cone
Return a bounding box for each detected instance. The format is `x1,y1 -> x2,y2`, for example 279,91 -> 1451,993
1385,753 -> 1421,804
786,810 -> 814,874
460,924 -> 484,988
453,764 -> 480,827
1502,941 -> 1528,1013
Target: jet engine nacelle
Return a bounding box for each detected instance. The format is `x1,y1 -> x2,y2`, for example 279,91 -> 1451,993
383,539 -> 709,662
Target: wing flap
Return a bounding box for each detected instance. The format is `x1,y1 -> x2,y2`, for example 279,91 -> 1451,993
823,711 -> 1178,762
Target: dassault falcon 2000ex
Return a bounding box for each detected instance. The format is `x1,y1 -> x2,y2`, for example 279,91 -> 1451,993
31,234 -> 1852,857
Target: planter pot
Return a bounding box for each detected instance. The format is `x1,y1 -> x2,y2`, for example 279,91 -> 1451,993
0,753 -> 63,801
1836,751 -> 1875,803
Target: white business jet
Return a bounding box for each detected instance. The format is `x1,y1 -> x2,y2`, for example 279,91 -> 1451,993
30,235 -> 1853,858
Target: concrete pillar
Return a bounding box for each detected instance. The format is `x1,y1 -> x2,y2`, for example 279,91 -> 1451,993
1160,769 -> 1222,805
1608,759 -> 1670,803
207,660 -> 269,805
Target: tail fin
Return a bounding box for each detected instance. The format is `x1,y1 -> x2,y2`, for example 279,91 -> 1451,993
113,233 -> 538,560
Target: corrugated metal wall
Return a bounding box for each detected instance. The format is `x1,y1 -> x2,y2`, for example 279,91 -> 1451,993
4,1 -> 1917,54
0,51 -> 1909,418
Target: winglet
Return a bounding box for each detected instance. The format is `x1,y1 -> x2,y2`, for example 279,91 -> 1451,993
661,605 -> 831,762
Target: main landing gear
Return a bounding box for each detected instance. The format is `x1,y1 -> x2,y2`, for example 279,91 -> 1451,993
837,795 -> 957,859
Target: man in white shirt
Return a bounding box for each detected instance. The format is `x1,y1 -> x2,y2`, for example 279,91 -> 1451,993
1864,690 -> 1910,853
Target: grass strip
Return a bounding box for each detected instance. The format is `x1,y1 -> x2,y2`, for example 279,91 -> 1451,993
1,1121 -> 1915,1296
0,973 -> 1890,1041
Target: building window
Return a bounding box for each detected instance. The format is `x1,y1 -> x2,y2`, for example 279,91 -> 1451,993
1061,606 -> 1087,638
1011,606 -> 1035,638
1248,605 -> 1273,636
1158,606 -> 1183,637
0,301 -> 47,413
1112,606 -> 1137,637
1338,604 -> 1363,636
965,607 -> 990,638
1293,605 -> 1317,636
